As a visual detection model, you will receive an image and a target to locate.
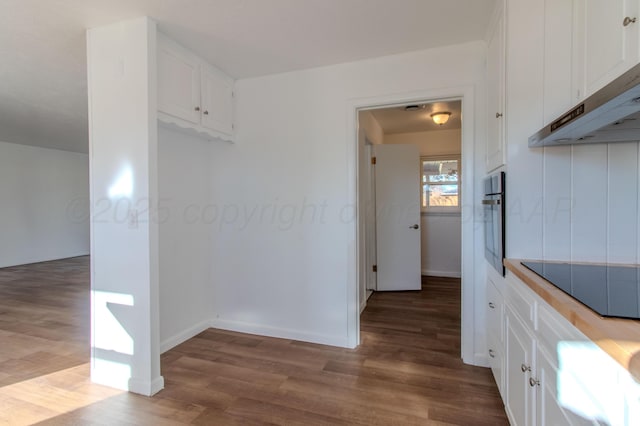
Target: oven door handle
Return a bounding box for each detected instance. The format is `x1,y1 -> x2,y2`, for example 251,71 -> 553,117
482,199 -> 501,205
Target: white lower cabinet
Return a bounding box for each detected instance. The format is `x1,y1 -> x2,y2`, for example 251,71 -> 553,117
487,274 -> 505,397
488,269 -> 640,426
505,306 -> 536,426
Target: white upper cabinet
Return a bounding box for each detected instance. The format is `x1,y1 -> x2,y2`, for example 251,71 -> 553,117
158,43 -> 201,125
486,1 -> 506,173
200,66 -> 234,135
574,0 -> 640,98
543,0 -> 575,123
157,33 -> 235,142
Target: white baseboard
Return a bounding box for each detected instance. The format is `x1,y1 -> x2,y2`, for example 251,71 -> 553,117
210,317 -> 350,348
160,319 -> 212,353
359,290 -> 374,313
129,376 -> 165,396
469,352 -> 490,368
421,269 -> 461,278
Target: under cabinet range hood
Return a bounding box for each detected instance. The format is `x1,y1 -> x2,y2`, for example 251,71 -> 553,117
529,62 -> 640,147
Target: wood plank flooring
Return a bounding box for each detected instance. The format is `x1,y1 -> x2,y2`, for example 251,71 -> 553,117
0,257 -> 508,425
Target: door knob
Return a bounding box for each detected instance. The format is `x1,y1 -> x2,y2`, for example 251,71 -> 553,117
409,224 -> 419,229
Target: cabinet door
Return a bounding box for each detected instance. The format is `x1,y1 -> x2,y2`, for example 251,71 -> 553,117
158,44 -> 201,124
577,0 -> 640,97
200,67 -> 234,136
505,308 -> 535,426
543,0 -> 575,122
486,5 -> 505,173
535,347 -> 585,426
486,276 -> 504,395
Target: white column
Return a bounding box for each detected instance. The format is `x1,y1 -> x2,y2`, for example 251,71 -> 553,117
86,16 -> 162,396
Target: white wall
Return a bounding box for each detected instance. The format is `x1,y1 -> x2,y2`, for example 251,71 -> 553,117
384,129 -> 462,277
359,110 -> 384,146
0,141 -> 89,268
357,110 -> 383,311
207,41 -> 486,355
158,127 -> 214,351
87,17 -> 162,396
385,128 -> 461,156
419,213 -> 462,277
505,0 -> 640,265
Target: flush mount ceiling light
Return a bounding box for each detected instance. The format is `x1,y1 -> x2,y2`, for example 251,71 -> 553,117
431,111 -> 451,125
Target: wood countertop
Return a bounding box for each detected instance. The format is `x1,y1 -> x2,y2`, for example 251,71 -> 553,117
504,259 -> 640,382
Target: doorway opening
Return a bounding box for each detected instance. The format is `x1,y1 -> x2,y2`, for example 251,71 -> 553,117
351,91 -> 476,364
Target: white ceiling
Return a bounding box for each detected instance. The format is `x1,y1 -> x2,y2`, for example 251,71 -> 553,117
370,100 -> 462,134
1,0 -> 496,153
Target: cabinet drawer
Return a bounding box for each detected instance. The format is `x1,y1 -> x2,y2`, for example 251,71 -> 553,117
537,303 -> 588,365
487,276 -> 504,343
505,272 -> 537,330
487,334 -> 504,399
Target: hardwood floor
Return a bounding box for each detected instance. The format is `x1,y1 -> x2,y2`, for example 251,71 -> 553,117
0,258 -> 508,425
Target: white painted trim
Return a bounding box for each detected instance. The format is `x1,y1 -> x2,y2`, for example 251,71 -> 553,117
360,298 -> 367,314
211,318 -> 351,348
347,84 -> 478,364
128,376 -> 165,396
158,113 -> 234,143
160,319 -> 212,353
421,269 -> 462,278
475,354 -> 489,368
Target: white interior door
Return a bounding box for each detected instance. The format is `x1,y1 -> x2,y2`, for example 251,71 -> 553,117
374,144 -> 421,291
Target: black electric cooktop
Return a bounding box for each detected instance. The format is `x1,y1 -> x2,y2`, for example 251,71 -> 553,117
521,261 -> 640,320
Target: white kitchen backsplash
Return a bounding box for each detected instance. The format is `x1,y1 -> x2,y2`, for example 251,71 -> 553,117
508,141 -> 640,264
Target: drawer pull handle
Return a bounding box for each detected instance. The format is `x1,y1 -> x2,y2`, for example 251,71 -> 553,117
489,349 -> 495,358
521,364 -> 531,373
624,17 -> 637,26
488,302 -> 495,309
529,377 -> 540,387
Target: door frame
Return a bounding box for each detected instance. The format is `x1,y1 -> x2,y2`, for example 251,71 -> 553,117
346,85 -> 478,365
364,141 -> 377,294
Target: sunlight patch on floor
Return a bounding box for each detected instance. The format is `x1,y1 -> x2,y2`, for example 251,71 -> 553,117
0,363 -> 124,424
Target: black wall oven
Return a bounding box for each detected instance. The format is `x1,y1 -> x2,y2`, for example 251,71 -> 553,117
483,171 -> 505,276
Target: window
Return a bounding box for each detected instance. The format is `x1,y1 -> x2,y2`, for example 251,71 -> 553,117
421,156 -> 460,211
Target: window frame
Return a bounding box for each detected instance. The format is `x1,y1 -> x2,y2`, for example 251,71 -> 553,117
420,154 -> 461,213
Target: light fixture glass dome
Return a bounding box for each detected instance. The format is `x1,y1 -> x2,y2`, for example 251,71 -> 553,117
431,111 -> 451,125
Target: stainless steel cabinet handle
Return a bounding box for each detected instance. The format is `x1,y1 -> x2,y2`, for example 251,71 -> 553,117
529,377 -> 540,387
488,302 -> 495,309
482,199 -> 501,205
489,349 -> 495,358
521,364 -> 531,373
409,224 -> 419,229
624,17 -> 637,26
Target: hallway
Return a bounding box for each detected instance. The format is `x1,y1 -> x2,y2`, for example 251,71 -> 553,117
0,258 -> 507,424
